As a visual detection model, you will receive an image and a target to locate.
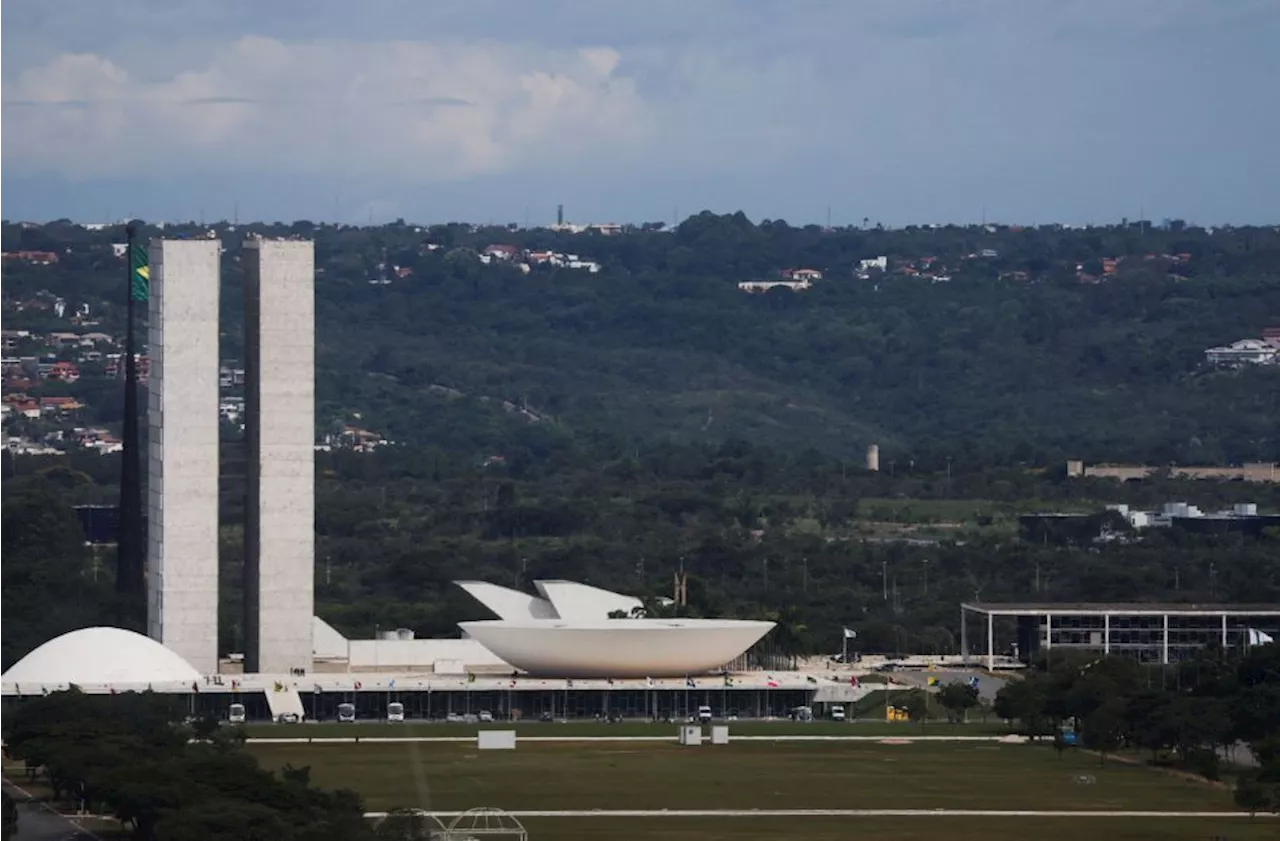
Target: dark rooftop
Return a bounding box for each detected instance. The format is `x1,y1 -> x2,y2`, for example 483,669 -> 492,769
963,602 -> 1280,615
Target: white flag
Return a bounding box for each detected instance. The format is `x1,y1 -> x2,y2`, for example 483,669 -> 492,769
843,627 -> 857,639
1247,628 -> 1275,646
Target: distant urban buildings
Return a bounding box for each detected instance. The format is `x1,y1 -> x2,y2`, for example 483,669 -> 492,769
1066,460 -> 1279,483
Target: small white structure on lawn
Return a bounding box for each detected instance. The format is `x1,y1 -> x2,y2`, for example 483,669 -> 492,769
478,730 -> 517,750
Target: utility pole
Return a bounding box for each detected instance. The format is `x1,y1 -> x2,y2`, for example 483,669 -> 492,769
922,559 -> 930,597
882,561 -> 888,601
802,557 -> 808,593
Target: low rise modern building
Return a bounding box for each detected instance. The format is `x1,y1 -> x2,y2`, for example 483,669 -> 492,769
961,602 -> 1280,667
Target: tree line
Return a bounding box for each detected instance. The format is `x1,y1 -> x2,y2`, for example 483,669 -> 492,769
991,643 -> 1280,815
2,689 -> 372,840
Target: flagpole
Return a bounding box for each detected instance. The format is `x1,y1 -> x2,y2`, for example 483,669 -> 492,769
117,221 -> 143,618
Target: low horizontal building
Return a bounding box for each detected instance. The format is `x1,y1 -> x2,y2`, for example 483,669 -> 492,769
961,602 -> 1280,667
1066,460 -> 1279,483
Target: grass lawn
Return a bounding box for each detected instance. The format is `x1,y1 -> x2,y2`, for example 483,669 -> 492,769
248,740 -> 1245,814
244,719 -> 1009,739
516,816 -> 1277,841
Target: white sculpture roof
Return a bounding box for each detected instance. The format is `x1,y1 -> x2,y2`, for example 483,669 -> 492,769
313,616 -> 350,659
533,580 -> 643,620
1,626 -> 202,686
459,618 -> 774,678
454,581 -> 558,620
454,578 -> 773,677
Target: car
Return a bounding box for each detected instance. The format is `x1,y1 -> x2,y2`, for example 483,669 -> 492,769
477,710 -> 494,722
445,712 -> 464,723
276,712 -> 300,724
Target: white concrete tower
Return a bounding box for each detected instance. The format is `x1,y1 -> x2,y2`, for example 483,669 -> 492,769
243,238 -> 316,675
147,239 -> 222,674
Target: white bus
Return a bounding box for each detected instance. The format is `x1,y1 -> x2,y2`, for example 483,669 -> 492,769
228,703 -> 246,724
387,702 -> 405,722
337,702 -> 356,723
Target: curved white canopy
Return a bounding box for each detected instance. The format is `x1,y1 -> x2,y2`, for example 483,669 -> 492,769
1,626 -> 202,687
459,619 -> 774,678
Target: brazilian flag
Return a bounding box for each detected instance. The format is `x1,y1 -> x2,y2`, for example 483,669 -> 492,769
130,244 -> 150,301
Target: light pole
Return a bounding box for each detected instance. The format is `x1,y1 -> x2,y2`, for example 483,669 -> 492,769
882,561 -> 888,602
922,559 -> 930,597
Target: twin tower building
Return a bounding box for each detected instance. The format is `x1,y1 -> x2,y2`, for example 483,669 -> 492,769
147,237 -> 316,675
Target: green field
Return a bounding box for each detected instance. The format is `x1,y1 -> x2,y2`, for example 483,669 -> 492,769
248,740 -> 1244,814
245,719 -> 1007,739
512,816 -> 1277,841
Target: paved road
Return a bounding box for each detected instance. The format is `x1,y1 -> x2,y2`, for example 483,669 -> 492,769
892,668 -> 1009,704
2,779 -> 101,841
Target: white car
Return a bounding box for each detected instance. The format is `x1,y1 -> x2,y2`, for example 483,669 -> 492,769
478,710 -> 494,722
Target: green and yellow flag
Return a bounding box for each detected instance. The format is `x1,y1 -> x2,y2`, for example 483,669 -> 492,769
130,244 -> 149,301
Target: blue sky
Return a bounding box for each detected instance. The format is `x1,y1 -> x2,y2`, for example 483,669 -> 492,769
4,0 -> 1278,226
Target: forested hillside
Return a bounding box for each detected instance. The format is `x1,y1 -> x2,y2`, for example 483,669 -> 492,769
3,215 -> 1279,666
5,215 -> 1279,465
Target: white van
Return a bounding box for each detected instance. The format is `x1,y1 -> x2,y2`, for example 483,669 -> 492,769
228,703 -> 246,724
387,702 -> 405,722
697,705 -> 713,723
478,710 -> 494,723
337,702 -> 356,723
830,704 -> 846,722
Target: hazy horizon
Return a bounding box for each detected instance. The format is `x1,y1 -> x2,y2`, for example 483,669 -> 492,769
5,0 -> 1279,226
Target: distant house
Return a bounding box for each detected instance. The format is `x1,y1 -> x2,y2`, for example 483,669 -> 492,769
45,361 -> 80,382
40,396 -> 84,415
781,268 -> 823,282
12,400 -> 42,420
483,244 -> 520,261
1,330 -> 31,351
1,251 -> 59,265
737,280 -> 812,294
857,256 -> 888,273
1204,339 -> 1278,367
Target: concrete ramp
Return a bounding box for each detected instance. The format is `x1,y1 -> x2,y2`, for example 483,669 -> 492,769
265,683 -> 306,721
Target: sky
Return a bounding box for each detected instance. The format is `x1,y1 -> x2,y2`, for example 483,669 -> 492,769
3,0 -> 1279,226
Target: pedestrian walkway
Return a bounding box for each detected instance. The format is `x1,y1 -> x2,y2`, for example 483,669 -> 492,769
2,777 -> 102,841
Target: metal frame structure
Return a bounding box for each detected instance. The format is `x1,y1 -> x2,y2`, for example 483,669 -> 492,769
961,603 -> 1280,668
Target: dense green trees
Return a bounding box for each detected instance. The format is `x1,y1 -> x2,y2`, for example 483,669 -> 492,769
992,644 -> 1280,812
2,690 -> 371,840
5,217 -> 1279,465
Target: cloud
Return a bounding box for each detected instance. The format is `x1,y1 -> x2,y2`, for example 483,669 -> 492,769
2,0 -> 1278,223
2,36 -> 654,181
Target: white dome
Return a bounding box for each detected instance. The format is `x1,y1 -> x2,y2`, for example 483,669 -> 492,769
1,627 -> 202,687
